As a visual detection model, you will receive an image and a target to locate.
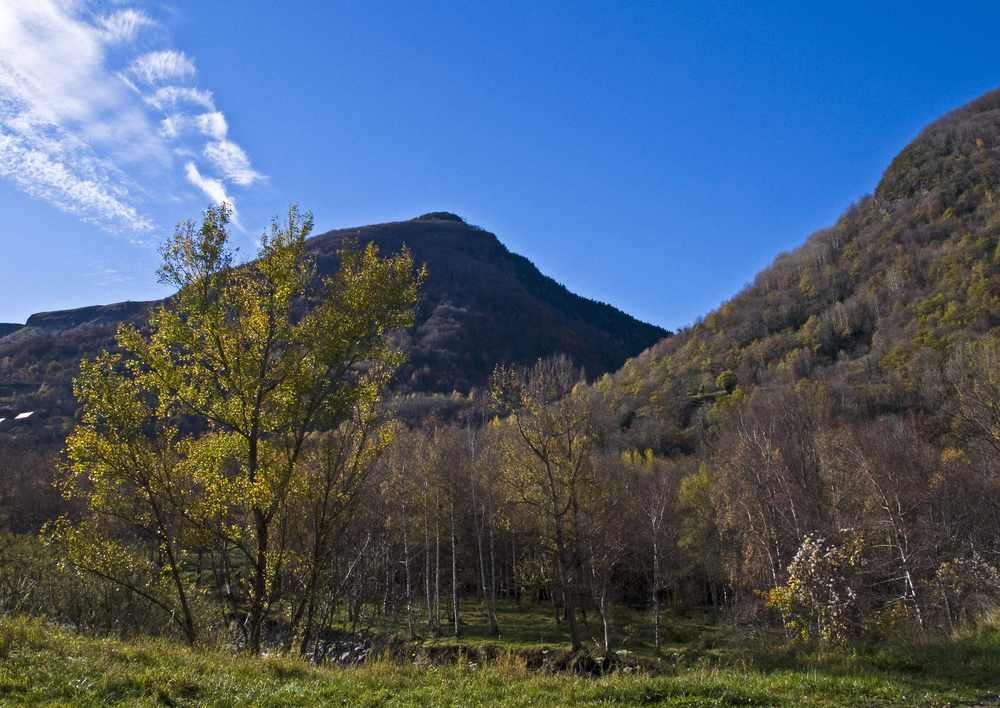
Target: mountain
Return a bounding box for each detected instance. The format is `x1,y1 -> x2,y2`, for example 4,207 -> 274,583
601,85 -> 1000,454
310,213 -> 667,393
0,213 -> 667,431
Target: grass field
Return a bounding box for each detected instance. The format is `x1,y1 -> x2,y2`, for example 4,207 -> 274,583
409,598 -> 727,665
0,603 -> 998,707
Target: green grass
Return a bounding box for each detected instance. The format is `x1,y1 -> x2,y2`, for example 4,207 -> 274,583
410,598 -> 732,667
1,613 -> 998,707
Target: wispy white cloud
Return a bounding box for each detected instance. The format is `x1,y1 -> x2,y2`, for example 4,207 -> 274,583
157,110 -> 227,142
144,86 -> 215,111
159,112 -> 206,140
0,0 -> 264,233
196,111 -> 228,140
0,0 -> 156,230
204,140 -> 263,185
128,50 -> 195,85
159,115 -> 181,140
98,9 -> 154,44
0,129 -> 153,231
185,162 -> 236,218
0,2 -> 122,128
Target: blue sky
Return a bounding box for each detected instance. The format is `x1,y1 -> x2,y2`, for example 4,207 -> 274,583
1,1 -> 998,331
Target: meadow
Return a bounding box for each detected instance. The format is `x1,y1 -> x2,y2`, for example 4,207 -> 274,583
1,600 -> 998,707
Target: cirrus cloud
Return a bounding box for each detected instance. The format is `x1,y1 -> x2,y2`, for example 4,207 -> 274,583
184,162 -> 233,214
204,140 -> 261,185
0,0 -> 264,234
144,86 -> 216,111
128,50 -> 195,85
98,9 -> 154,44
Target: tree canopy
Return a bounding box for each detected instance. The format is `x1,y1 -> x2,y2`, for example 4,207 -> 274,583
56,204 -> 423,652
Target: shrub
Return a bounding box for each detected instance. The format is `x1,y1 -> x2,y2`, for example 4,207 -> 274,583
931,555 -> 1000,628
766,533 -> 864,645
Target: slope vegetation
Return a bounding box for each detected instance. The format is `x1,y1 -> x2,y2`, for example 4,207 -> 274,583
589,87 -> 1000,622
606,86 -> 1000,452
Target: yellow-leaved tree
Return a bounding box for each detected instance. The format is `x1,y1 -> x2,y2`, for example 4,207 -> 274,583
52,204 -> 422,652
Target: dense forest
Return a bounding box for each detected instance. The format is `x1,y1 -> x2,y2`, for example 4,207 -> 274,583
3,88 -> 1000,668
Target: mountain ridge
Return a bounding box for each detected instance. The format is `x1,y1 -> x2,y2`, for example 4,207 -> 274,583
0,214 -> 668,430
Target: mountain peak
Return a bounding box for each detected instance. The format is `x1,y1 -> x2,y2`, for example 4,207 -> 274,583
412,212 -> 467,223
308,219 -> 668,393
876,85 -> 1000,204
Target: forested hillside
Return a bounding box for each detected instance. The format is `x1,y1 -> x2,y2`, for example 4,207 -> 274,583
586,86 -> 1000,629
606,88 -> 1000,452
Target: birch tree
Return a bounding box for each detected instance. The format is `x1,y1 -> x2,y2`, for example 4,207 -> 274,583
491,354 -> 596,652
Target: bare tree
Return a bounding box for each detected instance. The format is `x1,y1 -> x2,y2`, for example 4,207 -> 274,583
491,354 -> 597,651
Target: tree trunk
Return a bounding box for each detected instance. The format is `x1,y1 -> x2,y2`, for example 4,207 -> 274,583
553,524 -> 581,651
652,531 -> 661,652
451,518 -> 460,636
248,506 -> 268,654
434,507 -> 442,635
424,478 -> 433,632
488,524 -> 500,635
403,508 -> 415,639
